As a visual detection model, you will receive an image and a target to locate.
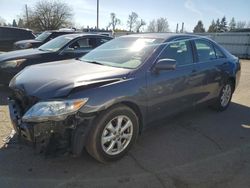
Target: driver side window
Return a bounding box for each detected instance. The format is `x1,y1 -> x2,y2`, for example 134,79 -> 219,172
159,40 -> 193,66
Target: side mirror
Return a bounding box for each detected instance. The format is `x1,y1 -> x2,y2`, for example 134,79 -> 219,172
154,59 -> 177,73
60,47 -> 75,55
66,47 -> 75,52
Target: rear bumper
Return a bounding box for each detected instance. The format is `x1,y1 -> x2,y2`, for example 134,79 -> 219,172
8,99 -> 95,155
235,65 -> 241,89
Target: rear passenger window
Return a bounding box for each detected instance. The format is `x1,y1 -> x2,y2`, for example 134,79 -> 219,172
159,40 -> 193,66
194,40 -> 216,61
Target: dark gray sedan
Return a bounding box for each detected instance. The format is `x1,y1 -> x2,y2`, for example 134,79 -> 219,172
8,33 -> 241,163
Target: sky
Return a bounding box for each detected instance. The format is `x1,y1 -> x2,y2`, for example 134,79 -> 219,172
0,0 -> 250,32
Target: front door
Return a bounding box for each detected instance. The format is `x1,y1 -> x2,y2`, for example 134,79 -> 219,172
146,39 -> 197,122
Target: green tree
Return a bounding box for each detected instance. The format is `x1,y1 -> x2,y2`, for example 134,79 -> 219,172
229,17 -> 236,31
12,19 -> 17,27
17,18 -> 24,28
208,20 -> 216,32
215,18 -> 220,32
193,20 -> 205,33
219,16 -> 228,32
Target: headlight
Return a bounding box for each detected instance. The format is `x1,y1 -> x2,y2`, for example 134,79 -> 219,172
0,59 -> 26,68
22,98 -> 88,122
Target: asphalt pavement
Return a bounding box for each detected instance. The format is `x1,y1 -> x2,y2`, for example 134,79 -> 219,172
0,60 -> 250,188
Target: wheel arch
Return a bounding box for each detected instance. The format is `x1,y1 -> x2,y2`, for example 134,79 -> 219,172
120,101 -> 144,134
228,76 -> 236,92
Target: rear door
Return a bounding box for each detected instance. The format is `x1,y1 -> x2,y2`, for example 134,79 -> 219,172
146,39 -> 197,122
192,39 -> 226,104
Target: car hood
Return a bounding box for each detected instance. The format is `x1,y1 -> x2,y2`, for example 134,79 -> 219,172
0,49 -> 48,62
9,59 -> 131,99
15,39 -> 42,45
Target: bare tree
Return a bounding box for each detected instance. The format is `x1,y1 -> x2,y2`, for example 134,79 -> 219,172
136,19 -> 146,33
157,18 -> 169,32
0,17 -> 6,26
236,21 -> 246,29
147,20 -> 157,32
108,13 -> 121,31
147,18 -> 169,32
24,0 -> 73,31
127,12 -> 138,32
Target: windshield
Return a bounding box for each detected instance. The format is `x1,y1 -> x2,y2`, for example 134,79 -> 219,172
35,31 -> 52,41
38,35 -> 74,52
80,37 -> 164,69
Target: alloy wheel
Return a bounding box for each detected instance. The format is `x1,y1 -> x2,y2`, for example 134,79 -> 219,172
101,115 -> 133,156
220,84 -> 232,107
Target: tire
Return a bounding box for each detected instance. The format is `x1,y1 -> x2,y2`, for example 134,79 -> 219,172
86,104 -> 139,163
212,81 -> 233,111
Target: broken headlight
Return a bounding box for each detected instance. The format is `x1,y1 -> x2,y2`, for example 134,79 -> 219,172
22,98 -> 88,122
0,59 -> 26,68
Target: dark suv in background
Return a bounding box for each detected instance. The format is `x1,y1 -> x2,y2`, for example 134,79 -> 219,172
0,27 -> 35,52
0,34 -> 112,86
14,30 -> 77,50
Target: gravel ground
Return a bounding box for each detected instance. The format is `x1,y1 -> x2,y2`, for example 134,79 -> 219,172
0,60 -> 250,188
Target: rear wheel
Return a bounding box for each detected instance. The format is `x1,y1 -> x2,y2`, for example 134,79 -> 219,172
86,105 -> 139,163
212,81 -> 233,111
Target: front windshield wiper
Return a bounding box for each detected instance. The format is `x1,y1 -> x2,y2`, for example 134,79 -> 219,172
38,48 -> 53,52
38,48 -> 46,51
80,59 -> 104,66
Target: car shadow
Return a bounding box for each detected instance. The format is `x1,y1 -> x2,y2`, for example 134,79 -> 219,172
0,102 -> 250,187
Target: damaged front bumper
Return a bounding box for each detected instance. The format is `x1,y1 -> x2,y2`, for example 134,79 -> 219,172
8,99 -> 95,155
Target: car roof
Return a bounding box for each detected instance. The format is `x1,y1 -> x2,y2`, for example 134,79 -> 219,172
120,33 -> 205,41
45,30 -> 76,33
58,33 -> 113,39
0,26 -> 33,32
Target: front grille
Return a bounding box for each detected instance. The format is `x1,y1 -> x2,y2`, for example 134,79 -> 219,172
11,89 -> 38,115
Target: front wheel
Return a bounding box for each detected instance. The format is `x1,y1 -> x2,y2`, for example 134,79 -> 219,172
86,105 -> 139,163
212,81 -> 233,111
